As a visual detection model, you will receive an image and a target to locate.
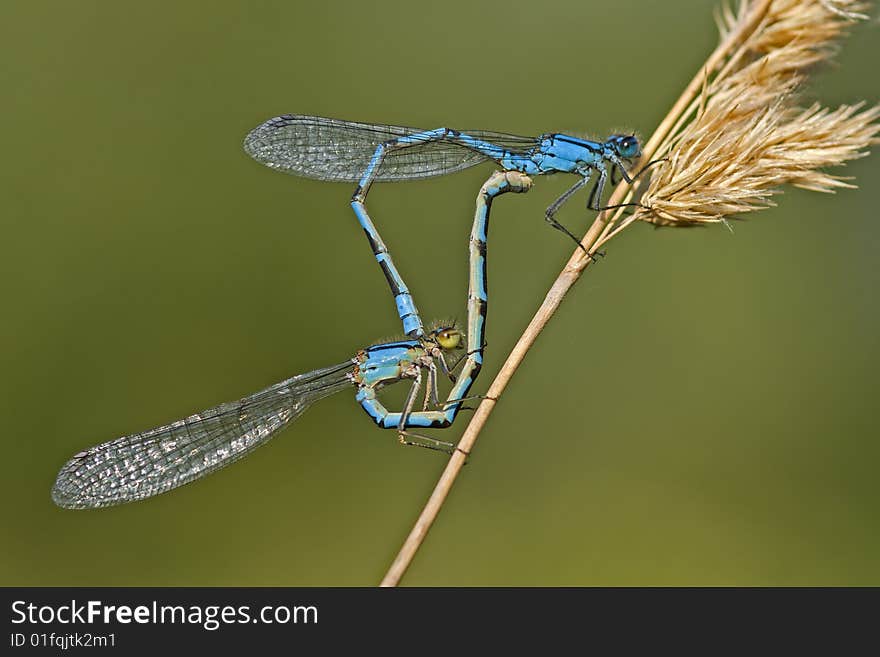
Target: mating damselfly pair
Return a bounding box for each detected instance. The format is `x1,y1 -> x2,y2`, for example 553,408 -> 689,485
51,115 -> 644,509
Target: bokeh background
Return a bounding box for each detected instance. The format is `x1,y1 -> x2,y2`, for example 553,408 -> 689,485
2,0 -> 878,586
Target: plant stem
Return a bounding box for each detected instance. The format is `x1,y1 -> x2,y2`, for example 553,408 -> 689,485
379,0 -> 774,587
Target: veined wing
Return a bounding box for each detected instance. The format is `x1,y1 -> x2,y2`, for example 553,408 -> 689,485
51,360 -> 353,509
243,114 -> 540,182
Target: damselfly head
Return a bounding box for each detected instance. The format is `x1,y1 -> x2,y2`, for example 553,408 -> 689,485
430,326 -> 464,351
607,134 -> 641,160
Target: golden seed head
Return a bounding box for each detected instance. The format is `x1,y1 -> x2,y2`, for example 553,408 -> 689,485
633,0 -> 880,228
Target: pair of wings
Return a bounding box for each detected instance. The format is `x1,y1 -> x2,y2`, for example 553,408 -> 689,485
243,114 -> 540,182
52,362 -> 353,509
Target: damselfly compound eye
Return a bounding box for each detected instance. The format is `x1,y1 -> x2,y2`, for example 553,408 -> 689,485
619,136 -> 640,158
435,328 -> 462,350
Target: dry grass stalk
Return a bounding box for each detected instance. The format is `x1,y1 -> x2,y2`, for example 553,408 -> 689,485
381,0 -> 878,586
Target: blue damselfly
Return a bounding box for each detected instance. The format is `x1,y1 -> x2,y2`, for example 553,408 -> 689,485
244,115 -> 644,337
51,172 -> 531,508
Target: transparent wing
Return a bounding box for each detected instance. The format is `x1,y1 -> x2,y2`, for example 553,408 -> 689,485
52,360 -> 354,509
242,114 -> 540,182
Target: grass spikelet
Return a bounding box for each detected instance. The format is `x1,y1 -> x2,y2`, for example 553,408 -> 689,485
633,0 -> 879,227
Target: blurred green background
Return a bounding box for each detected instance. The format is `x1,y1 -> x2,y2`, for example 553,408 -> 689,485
2,0 -> 878,586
